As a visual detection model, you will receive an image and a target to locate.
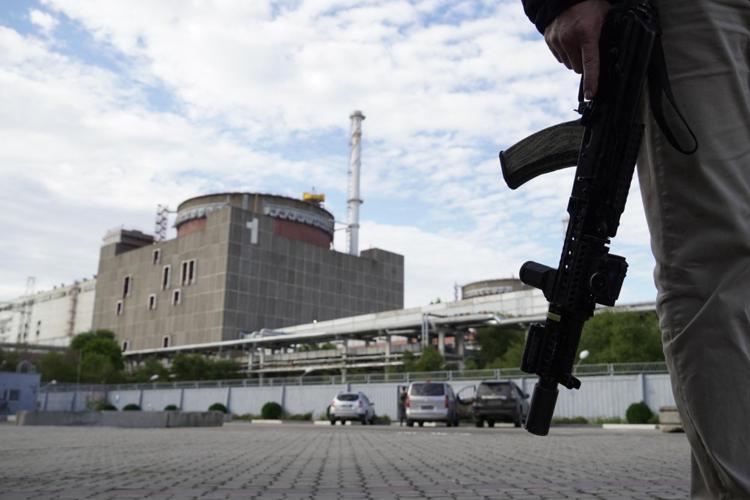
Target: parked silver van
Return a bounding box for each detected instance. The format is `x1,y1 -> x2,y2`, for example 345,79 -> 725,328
405,381 -> 459,427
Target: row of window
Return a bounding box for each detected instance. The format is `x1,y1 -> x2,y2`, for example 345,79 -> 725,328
116,258 -> 197,315
121,259 -> 197,299
115,288 -> 182,315
121,335 -> 170,352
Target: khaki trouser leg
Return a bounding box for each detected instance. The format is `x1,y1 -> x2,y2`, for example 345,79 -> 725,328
637,1 -> 750,498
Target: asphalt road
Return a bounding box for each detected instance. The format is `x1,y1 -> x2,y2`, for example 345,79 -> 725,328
0,422 -> 690,499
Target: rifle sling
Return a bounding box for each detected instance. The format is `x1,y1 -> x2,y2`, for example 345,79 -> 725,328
647,36 -> 698,155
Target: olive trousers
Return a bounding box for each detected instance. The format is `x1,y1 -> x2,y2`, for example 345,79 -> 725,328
637,1 -> 750,498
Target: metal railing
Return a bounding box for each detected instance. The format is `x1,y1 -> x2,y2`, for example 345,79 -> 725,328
41,362 -> 667,392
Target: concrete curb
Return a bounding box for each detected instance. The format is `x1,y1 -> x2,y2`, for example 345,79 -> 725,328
602,423 -> 658,431
16,411 -> 224,428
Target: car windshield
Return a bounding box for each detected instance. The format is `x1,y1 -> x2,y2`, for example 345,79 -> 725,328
337,394 -> 359,402
410,383 -> 444,396
477,383 -> 511,397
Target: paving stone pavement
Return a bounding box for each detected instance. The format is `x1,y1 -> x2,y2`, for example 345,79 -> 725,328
0,422 -> 689,499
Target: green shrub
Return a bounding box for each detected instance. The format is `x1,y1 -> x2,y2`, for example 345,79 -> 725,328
592,416 -> 624,424
261,401 -> 283,419
208,403 -> 228,414
122,403 -> 141,411
90,400 -> 118,411
552,416 -> 589,425
374,415 -> 392,425
286,412 -> 312,421
626,401 -> 654,424
164,404 -> 179,411
648,413 -> 660,424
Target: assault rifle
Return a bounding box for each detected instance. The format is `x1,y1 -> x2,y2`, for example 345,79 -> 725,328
499,0 -> 667,436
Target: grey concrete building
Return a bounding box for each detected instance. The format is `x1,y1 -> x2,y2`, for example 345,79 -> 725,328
92,193 -> 404,351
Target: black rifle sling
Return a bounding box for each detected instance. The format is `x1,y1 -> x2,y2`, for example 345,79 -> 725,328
647,36 -> 698,154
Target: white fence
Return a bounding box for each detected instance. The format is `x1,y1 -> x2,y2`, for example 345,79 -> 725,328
39,372 -> 675,420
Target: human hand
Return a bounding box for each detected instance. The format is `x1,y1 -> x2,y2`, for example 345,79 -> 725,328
544,0 -> 611,100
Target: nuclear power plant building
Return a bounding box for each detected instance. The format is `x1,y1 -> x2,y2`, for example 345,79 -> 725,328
92,193 -> 404,351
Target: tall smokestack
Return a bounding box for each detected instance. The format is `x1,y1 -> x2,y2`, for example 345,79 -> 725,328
347,110 -> 365,256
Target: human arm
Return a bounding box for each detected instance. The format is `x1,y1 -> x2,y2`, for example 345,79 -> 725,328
522,0 -> 611,99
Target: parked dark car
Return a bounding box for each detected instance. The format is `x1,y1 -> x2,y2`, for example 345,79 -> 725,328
462,381 -> 529,428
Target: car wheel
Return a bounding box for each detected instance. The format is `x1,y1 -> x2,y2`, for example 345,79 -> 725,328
488,420 -> 495,428
418,421 -> 424,427
330,419 -> 336,425
406,420 -> 414,427
360,417 -> 367,425
446,420 -> 453,427
475,419 -> 484,428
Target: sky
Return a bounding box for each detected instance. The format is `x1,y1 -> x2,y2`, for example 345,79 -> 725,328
0,0 -> 657,308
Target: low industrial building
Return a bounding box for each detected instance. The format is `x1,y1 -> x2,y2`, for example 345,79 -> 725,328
92,192 -> 405,352
0,279 -> 95,347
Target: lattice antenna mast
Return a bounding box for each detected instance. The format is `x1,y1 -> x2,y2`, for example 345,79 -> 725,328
155,204 -> 170,241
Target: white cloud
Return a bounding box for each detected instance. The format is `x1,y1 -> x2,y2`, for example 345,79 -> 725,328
29,9 -> 58,33
0,0 -> 657,308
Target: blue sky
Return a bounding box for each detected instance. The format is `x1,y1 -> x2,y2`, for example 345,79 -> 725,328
0,0 -> 657,307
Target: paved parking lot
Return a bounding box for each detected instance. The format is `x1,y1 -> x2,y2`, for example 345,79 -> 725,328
0,422 -> 689,500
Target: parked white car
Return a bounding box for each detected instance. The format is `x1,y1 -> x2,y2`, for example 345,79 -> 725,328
329,392 -> 376,425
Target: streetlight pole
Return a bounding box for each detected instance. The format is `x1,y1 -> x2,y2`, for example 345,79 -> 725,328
73,351 -> 82,412
575,350 -> 590,375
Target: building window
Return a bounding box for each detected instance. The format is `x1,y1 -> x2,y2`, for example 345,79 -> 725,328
122,340 -> 129,352
153,248 -> 161,265
162,336 -> 170,348
172,289 -> 181,305
180,259 -> 197,286
188,259 -> 196,285
148,294 -> 157,311
162,265 -> 171,290
180,261 -> 188,286
122,275 -> 132,298
9,389 -> 20,401
115,300 -> 124,315
36,320 -> 41,336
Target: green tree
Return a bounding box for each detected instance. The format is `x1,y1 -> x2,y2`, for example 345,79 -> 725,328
473,326 -> 525,368
170,354 -> 211,381
403,346 -> 444,372
487,339 -> 526,369
71,330 -> 124,371
129,359 -> 170,383
69,330 -> 125,384
0,348 -> 23,372
37,351 -> 78,382
169,354 -> 243,381
208,359 -> 243,380
578,311 -> 664,364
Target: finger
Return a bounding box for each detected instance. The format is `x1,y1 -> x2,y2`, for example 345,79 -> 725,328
565,45 -> 583,74
544,33 -> 563,64
581,39 -> 600,100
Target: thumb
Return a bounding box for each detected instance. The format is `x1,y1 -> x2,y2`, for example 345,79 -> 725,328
581,39 -> 600,100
